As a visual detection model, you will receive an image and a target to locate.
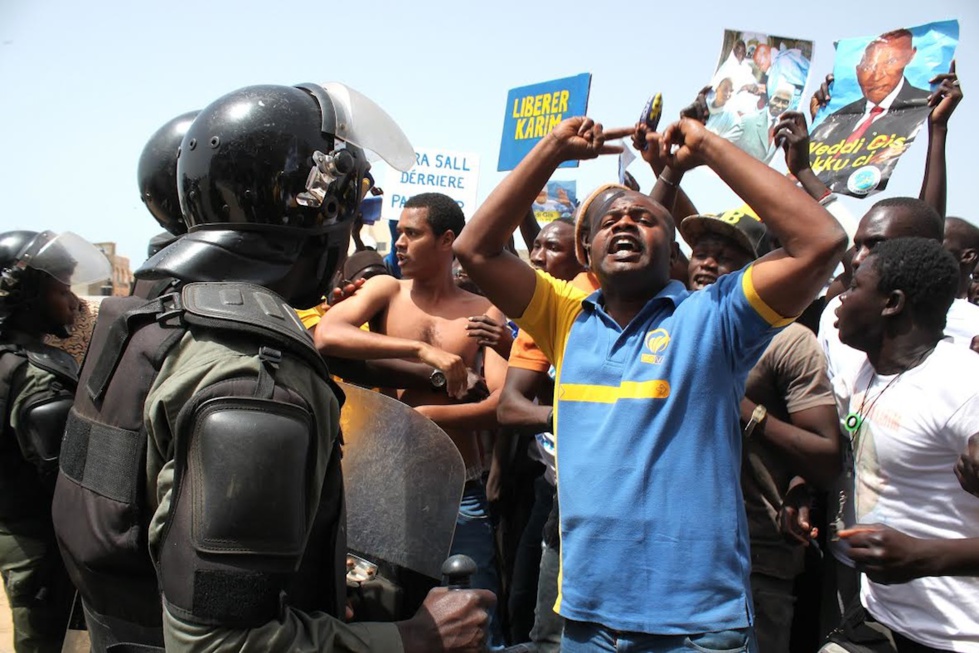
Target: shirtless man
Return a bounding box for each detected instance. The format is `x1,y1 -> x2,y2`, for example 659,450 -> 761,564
315,191 -> 507,647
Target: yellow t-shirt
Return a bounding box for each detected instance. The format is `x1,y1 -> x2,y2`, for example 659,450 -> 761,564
296,304 -> 328,330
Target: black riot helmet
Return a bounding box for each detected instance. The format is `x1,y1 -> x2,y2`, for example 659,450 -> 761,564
137,110 -> 200,236
0,232 -> 43,319
0,231 -> 110,336
139,83 -> 414,309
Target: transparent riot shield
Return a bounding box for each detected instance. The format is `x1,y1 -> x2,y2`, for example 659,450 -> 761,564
339,382 -> 465,581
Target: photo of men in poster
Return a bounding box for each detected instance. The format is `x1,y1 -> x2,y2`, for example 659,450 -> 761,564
809,20 -> 958,197
706,29 -> 814,164
533,180 -> 577,224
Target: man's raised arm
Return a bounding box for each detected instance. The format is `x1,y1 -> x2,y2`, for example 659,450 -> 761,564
919,61 -> 962,217
661,118 -> 847,318
454,118 -> 630,319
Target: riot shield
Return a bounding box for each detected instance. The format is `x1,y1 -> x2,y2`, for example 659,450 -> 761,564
339,382 -> 465,581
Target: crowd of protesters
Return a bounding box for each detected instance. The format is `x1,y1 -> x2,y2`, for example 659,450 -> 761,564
0,48 -> 977,653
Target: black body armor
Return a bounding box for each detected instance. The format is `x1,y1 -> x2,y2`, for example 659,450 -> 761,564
53,283 -> 345,637
0,340 -> 77,518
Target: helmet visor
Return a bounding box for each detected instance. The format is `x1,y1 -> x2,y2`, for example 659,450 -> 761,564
20,231 -> 112,286
320,82 -> 416,172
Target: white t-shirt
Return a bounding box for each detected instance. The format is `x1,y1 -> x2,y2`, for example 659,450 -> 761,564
820,297 -> 979,388
818,295 -> 864,389
819,296 -> 979,570
946,298 -> 979,347
845,342 -> 979,651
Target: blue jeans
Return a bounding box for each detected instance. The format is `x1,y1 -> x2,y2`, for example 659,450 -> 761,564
450,480 -> 505,649
563,620 -> 757,653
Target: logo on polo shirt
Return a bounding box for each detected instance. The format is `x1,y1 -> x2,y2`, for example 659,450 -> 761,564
641,328 -> 670,364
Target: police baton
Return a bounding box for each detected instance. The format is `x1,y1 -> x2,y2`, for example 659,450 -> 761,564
440,555 -> 539,653
440,554 -> 477,590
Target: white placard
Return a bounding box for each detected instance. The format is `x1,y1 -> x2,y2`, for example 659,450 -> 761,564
381,148 -> 480,221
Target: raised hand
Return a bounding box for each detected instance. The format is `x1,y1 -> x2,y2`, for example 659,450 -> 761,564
632,123 -> 667,175
928,60 -> 962,128
679,85 -> 712,124
773,111 -> 812,176
809,74 -> 834,121
659,118 -> 711,172
546,117 -> 632,163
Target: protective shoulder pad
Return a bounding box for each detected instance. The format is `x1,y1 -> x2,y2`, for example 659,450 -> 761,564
24,344 -> 79,385
180,283 -> 328,377
0,346 -> 29,422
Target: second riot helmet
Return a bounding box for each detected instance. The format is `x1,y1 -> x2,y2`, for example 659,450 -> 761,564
137,110 -> 200,236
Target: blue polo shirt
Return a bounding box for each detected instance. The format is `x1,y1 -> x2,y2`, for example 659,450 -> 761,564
515,265 -> 789,634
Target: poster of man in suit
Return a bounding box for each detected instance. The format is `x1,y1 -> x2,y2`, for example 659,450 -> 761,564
809,20 -> 958,197
705,29 -> 814,164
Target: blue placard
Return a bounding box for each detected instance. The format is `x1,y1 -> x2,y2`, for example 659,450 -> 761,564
808,20 -> 958,197
533,180 -> 578,225
498,73 -> 592,172
812,20 -> 958,130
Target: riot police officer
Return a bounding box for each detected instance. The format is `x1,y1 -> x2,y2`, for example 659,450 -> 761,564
0,230 -> 109,652
136,110 -> 198,292
53,83 -> 494,653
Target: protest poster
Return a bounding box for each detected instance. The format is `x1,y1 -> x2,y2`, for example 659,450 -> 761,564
498,74 -> 591,171
705,29 -> 814,164
381,148 -> 481,221
533,180 -> 577,226
618,146 -> 636,186
809,20 -> 958,197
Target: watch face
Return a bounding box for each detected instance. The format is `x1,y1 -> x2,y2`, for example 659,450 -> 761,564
431,370 -> 447,389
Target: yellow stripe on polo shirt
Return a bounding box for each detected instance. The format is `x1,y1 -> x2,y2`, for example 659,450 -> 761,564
741,264 -> 795,328
559,379 -> 671,403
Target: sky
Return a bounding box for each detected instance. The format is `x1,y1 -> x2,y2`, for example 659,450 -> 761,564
1,0 -> 977,267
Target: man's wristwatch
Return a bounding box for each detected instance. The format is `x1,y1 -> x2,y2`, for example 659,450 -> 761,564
429,369 -> 447,391
743,403 -> 768,439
